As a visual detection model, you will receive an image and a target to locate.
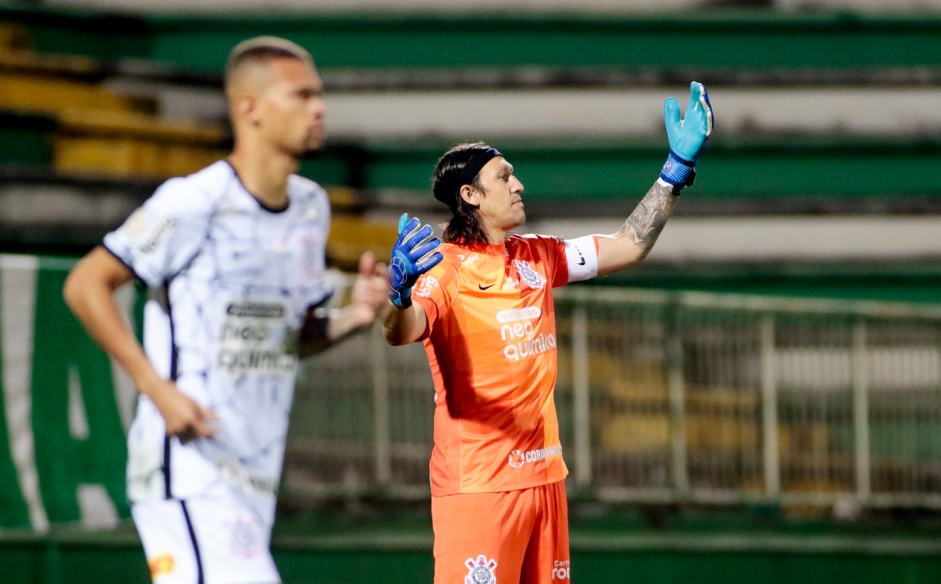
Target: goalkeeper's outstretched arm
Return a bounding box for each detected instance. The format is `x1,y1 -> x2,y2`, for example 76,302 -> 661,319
594,81 -> 713,276
382,299 -> 429,346
595,179 -> 679,275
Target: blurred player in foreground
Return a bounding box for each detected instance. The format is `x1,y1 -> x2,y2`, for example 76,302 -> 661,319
64,36 -> 388,584
382,83 -> 713,584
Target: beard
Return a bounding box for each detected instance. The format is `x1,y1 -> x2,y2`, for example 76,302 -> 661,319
509,208 -> 526,229
284,136 -> 323,159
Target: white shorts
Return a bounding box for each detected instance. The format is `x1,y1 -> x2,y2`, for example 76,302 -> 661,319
132,492 -> 280,584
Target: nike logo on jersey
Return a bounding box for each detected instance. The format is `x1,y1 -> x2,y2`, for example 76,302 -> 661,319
479,283 -> 496,290
574,246 -> 586,266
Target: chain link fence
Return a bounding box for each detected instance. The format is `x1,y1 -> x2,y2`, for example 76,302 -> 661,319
284,285 -> 941,511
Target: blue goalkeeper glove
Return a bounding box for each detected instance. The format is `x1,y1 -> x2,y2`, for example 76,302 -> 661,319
660,81 -> 714,191
388,213 -> 443,308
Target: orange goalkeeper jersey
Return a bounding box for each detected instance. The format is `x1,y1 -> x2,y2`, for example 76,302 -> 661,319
413,234 -> 570,496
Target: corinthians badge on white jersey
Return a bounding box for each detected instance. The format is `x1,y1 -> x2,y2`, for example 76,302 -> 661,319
465,554 -> 498,584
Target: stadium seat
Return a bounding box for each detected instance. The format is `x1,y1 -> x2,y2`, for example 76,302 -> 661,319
53,109 -> 229,178
326,210 -> 399,270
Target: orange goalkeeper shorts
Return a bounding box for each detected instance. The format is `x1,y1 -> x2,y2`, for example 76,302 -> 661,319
431,480 -> 570,584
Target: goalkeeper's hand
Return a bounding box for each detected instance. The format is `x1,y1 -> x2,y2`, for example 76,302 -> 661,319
660,81 -> 714,191
388,213 -> 443,308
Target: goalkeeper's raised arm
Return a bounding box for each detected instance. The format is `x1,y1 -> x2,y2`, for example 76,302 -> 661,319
595,81 -> 713,275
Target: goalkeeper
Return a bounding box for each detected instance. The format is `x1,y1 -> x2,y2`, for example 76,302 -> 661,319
383,83 -> 712,584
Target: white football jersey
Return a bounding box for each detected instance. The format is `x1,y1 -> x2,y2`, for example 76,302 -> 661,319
104,161 -> 332,524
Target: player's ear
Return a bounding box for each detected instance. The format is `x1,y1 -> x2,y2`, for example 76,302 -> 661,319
236,95 -> 259,126
459,184 -> 480,207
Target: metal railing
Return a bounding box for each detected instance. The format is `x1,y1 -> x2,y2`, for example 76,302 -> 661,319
284,286 -> 941,511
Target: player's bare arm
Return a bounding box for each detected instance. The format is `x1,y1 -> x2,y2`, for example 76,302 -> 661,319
298,251 -> 389,356
623,180 -> 677,251
595,81 -> 713,277
595,180 -> 677,275
64,247 -> 217,441
593,184 -> 676,274
382,299 -> 428,346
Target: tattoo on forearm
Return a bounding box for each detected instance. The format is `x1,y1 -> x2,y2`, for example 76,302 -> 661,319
618,181 -> 677,260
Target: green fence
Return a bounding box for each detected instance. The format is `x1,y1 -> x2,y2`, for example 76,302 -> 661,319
282,283 -> 941,512
4,255 -> 941,582
5,254 -> 941,534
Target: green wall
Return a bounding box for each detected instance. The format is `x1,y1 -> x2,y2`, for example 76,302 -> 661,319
302,138 -> 941,205
7,7 -> 941,72
599,262 -> 941,304
3,526 -> 941,584
0,257 -> 130,532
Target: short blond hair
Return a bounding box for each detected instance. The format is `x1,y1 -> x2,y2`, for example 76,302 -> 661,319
225,36 -> 313,87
